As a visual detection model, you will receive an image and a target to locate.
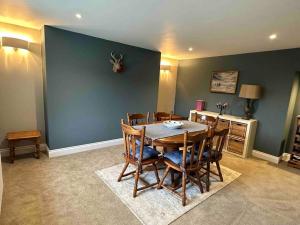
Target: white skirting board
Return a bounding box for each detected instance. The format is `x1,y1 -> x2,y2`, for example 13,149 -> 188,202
47,138 -> 123,158
0,144 -> 48,157
252,150 -> 281,164
0,139 -> 283,164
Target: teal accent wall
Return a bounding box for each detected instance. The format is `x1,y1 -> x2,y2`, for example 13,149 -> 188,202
43,26 -> 161,149
175,48 -> 300,156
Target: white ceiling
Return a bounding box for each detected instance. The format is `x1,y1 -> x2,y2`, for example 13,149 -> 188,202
1,0 -> 300,59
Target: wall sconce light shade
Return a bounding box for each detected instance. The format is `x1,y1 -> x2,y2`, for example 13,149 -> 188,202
1,37 -> 29,50
160,64 -> 171,71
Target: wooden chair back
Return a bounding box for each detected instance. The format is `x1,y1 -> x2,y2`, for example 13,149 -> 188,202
153,112 -> 171,121
191,113 -> 218,127
216,119 -> 230,130
170,114 -> 188,120
183,131 -> 208,170
127,112 -> 150,125
191,113 -> 218,139
121,119 -> 145,162
212,128 -> 229,154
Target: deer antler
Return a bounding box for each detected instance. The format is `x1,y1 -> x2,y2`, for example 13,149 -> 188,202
116,54 -> 122,62
110,51 -> 117,61
116,54 -> 123,63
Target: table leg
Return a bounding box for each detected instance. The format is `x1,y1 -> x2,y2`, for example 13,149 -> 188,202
9,141 -> 15,163
35,138 -> 40,159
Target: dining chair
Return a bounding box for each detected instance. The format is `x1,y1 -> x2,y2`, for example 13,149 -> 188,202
216,118 -> 230,130
153,112 -> 171,122
191,112 -> 218,128
203,128 -> 229,182
153,112 -> 187,121
191,112 -> 219,191
170,114 -> 188,121
157,131 -> 208,206
127,112 -> 150,126
118,119 -> 160,197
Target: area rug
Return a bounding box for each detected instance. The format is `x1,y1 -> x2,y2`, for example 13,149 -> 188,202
96,164 -> 241,225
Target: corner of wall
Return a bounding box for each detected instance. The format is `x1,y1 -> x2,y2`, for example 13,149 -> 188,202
41,26 -> 49,148
283,73 -> 300,153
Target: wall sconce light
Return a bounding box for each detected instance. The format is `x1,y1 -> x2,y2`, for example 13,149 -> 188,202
160,64 -> 171,72
1,36 -> 30,50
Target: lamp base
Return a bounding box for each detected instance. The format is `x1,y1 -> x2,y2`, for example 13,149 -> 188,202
242,99 -> 253,120
242,114 -> 252,120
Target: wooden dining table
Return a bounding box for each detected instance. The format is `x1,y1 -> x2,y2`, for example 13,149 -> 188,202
134,120 -> 207,140
134,120 -> 212,190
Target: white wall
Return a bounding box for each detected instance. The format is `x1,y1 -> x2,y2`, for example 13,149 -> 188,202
157,57 -> 178,113
0,22 -> 44,149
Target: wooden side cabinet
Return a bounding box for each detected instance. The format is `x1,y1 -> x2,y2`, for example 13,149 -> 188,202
288,116 -> 300,169
189,110 -> 257,158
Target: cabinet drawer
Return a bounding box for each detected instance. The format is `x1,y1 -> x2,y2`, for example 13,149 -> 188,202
216,119 -> 230,130
230,122 -> 247,137
227,138 -> 244,155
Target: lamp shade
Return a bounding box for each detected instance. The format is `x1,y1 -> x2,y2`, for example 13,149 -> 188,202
239,84 -> 262,99
160,64 -> 171,71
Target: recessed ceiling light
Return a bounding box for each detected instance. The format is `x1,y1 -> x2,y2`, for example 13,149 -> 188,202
75,13 -> 82,19
188,47 -> 193,51
269,34 -> 277,40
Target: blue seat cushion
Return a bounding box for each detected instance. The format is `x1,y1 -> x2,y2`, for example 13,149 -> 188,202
164,150 -> 195,165
135,139 -> 142,145
203,149 -> 222,161
130,145 -> 159,160
135,138 -> 151,146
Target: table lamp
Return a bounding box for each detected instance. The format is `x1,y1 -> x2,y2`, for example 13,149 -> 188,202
239,84 -> 262,119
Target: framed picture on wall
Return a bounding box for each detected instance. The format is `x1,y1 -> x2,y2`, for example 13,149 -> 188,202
210,70 -> 239,94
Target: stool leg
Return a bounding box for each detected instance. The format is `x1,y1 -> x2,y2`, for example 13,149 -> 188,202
35,138 -> 40,159
9,141 -> 15,163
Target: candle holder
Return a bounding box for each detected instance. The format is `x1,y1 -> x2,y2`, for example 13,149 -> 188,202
216,102 -> 228,115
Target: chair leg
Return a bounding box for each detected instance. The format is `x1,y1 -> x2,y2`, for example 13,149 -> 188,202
157,166 -> 170,189
118,162 -> 129,182
182,171 -> 187,206
216,161 -> 223,182
153,163 -> 160,184
133,164 -> 141,198
206,160 -> 210,192
171,170 -> 175,187
196,171 -> 204,193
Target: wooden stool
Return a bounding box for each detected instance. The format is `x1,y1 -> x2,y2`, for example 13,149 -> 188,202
6,130 -> 41,163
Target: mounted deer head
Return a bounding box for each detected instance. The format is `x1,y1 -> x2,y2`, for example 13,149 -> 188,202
110,51 -> 124,73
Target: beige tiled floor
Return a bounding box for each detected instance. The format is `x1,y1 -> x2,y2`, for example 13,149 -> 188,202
0,146 -> 300,225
